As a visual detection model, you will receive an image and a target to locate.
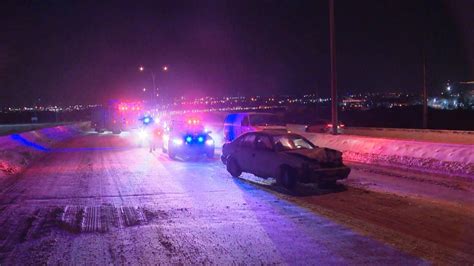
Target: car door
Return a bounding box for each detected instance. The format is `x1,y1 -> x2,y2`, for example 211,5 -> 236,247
233,133 -> 256,172
251,134 -> 278,177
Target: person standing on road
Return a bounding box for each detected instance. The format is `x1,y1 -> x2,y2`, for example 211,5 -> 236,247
149,123 -> 163,152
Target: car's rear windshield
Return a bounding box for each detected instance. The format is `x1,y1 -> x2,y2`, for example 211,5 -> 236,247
272,135 -> 315,151
249,114 -> 285,126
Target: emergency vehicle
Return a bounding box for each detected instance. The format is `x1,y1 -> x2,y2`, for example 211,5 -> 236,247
162,117 -> 215,159
91,101 -> 144,134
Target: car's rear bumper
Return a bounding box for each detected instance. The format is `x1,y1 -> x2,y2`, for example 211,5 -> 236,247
298,166 -> 351,183
172,144 -> 214,155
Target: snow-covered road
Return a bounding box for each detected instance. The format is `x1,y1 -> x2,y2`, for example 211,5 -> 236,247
0,133 -> 472,264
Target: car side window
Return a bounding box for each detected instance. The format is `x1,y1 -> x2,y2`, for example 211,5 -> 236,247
241,134 -> 256,148
255,135 -> 273,150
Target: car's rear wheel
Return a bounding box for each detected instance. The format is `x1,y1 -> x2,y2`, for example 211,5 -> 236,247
276,166 -> 296,189
226,157 -> 242,178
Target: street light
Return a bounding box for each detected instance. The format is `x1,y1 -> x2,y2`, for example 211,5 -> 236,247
139,66 -> 156,107
139,65 -> 168,106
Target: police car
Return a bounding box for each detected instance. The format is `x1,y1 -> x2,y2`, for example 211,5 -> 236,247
162,118 -> 215,160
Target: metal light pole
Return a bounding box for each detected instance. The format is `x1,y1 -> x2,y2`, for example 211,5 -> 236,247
150,70 -> 156,103
329,0 -> 338,135
422,51 -> 428,128
421,2 -> 428,129
139,66 -> 167,107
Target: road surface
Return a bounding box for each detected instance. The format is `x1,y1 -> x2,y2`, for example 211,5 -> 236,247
0,132 -> 472,264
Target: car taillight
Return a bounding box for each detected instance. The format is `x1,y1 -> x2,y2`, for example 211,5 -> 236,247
326,123 -> 333,128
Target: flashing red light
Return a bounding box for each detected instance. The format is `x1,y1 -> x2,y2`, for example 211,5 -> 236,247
327,123 -> 333,128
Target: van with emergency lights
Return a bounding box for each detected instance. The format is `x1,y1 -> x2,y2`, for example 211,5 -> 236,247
91,101 -> 144,134
223,112 -> 287,142
162,118 -> 215,160
91,105 -> 124,134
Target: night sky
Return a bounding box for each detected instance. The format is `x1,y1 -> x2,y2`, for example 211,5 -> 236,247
0,0 -> 472,106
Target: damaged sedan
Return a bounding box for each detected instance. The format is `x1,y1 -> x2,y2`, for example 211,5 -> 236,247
221,131 -> 350,189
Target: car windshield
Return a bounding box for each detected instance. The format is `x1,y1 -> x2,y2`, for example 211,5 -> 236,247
272,135 -> 315,151
249,114 -> 285,126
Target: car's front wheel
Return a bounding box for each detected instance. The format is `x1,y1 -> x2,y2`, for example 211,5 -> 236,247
226,157 -> 242,178
276,166 -> 296,189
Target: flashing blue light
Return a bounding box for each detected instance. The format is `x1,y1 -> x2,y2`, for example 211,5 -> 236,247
198,136 -> 204,143
185,136 -> 192,143
143,117 -> 151,124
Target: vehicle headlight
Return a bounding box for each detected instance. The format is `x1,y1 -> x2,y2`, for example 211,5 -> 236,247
138,130 -> 149,140
173,138 -> 184,145
205,139 -> 214,146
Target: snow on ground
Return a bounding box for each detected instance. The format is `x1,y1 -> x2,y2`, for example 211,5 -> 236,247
297,131 -> 474,178
0,122 -> 88,180
0,134 -> 431,264
343,127 -> 474,145
0,123 -> 69,136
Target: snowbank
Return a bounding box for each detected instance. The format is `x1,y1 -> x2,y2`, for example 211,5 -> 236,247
299,132 -> 474,178
342,127 -> 474,145
0,123 -> 88,179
